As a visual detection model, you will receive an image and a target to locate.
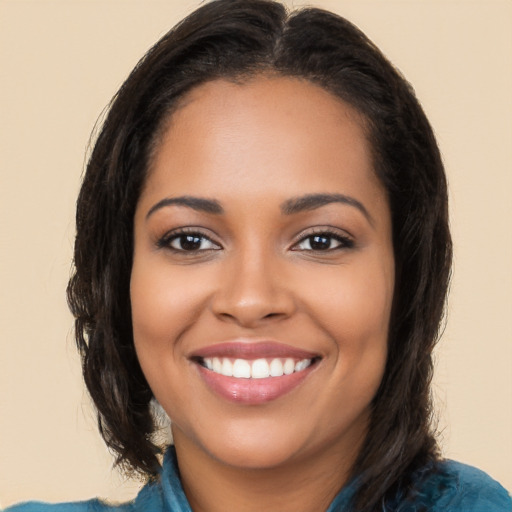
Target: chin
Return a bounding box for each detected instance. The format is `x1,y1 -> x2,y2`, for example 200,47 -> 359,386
172,407 -> 369,472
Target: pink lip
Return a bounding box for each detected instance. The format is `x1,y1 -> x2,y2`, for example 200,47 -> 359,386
190,340 -> 320,405
196,364 -> 316,404
190,340 -> 318,360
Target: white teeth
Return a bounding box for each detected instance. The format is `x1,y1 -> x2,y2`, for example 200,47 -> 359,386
283,358 -> 295,375
232,359 -> 251,378
294,359 -> 311,372
221,358 -> 233,377
252,358 -> 270,378
212,357 -> 222,374
269,358 -> 284,377
202,357 -> 313,378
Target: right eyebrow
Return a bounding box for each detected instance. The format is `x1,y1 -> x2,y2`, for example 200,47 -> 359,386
145,196 -> 224,220
280,193 -> 374,227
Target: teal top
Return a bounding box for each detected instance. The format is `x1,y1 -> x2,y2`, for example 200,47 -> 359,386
4,447 -> 511,511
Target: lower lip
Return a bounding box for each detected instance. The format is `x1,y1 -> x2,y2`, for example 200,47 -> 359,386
196,363 -> 315,404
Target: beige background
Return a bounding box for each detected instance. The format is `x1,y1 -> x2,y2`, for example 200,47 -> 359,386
1,0 -> 511,507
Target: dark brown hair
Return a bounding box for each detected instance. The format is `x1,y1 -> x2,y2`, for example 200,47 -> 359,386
67,1 -> 452,510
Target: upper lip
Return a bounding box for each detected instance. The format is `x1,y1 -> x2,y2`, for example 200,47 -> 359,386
190,339 -> 319,360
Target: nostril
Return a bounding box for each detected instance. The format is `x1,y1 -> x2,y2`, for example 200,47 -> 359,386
212,305 -> 293,328
210,277 -> 296,327
263,312 -> 284,319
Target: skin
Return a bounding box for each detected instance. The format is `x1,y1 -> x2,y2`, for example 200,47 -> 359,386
131,76 -> 395,512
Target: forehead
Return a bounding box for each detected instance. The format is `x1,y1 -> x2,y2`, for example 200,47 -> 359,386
141,76 -> 385,211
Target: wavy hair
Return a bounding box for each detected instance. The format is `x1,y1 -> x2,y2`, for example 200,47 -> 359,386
67,1 -> 452,510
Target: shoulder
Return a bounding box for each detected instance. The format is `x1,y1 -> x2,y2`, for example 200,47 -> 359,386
2,447 -> 188,512
2,499 -> 134,512
2,480 -> 164,512
409,459 -> 511,512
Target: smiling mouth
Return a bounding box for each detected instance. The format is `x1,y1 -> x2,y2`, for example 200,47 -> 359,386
196,356 -> 318,379
190,341 -> 321,403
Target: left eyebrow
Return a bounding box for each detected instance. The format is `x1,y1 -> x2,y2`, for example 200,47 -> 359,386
280,193 -> 374,226
145,196 -> 224,219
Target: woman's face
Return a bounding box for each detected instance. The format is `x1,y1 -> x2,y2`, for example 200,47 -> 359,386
131,76 -> 394,471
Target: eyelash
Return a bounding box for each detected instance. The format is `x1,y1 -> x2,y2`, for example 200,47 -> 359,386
156,228 -> 354,253
157,228 -> 221,253
291,228 -> 354,252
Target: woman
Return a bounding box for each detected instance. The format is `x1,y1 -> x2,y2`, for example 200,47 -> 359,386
5,0 -> 510,510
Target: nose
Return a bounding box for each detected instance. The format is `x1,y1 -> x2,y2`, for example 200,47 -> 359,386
210,250 -> 296,328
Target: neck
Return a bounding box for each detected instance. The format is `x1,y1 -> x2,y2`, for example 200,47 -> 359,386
172,428 -> 364,512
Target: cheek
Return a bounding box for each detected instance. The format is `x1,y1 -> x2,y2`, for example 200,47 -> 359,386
130,262 -> 210,351
306,256 -> 393,411
129,261 -> 210,418
298,252 -> 394,415
298,256 -> 394,350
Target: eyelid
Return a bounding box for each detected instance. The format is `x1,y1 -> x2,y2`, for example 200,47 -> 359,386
290,226 -> 355,251
157,227 -> 222,251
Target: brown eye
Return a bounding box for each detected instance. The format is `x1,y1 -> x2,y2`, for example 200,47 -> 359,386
160,232 -> 221,252
293,232 -> 354,252
308,235 -> 334,251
